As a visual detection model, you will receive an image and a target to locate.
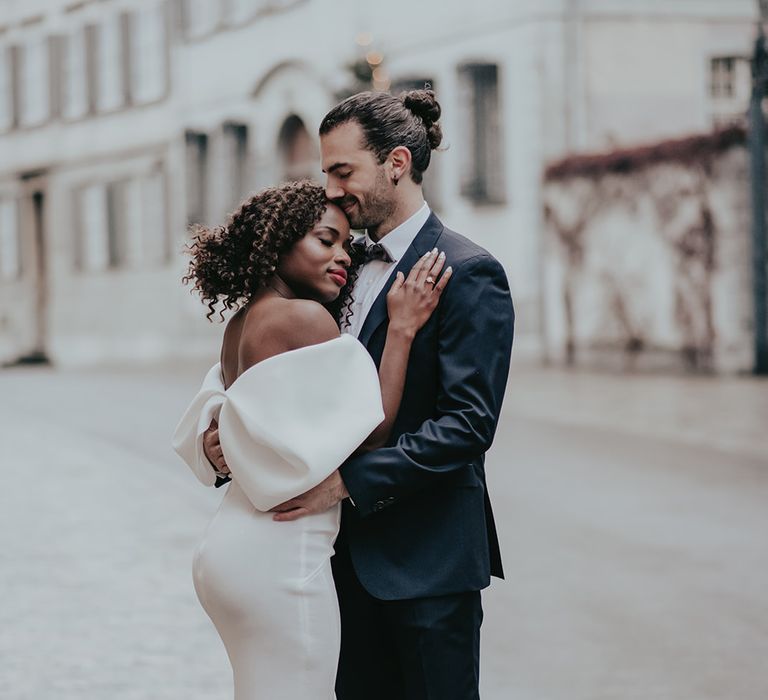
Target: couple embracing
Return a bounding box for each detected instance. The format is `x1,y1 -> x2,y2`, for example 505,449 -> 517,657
173,89 -> 514,699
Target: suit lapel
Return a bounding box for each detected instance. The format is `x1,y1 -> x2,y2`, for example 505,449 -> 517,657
358,212 -> 444,348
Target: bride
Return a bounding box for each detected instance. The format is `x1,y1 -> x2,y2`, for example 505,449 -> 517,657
172,180 -> 450,699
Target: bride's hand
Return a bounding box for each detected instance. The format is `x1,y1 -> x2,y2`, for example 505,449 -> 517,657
203,419 -> 230,475
386,249 -> 452,338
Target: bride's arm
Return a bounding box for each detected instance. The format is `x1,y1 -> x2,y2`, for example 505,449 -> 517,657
355,250 -> 451,453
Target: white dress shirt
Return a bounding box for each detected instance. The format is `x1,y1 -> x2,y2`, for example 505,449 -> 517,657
342,202 -> 431,338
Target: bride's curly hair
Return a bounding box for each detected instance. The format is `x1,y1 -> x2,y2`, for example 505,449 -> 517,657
183,180 -> 360,323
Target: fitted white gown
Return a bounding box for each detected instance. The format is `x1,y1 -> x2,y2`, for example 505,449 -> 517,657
172,335 -> 384,699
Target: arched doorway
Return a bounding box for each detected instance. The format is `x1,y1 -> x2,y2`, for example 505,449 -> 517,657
276,114 -> 319,181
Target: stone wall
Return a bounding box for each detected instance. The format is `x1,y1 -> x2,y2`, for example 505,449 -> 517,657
541,127 -> 755,374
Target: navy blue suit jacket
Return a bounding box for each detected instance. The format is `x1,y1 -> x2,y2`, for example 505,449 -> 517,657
338,213 -> 514,600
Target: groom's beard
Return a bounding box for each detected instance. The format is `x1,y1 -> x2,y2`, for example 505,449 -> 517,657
340,169 -> 396,233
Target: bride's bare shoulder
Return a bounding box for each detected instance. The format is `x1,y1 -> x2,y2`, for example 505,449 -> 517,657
240,298 -> 339,368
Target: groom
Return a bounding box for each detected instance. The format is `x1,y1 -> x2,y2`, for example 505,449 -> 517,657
206,89 -> 514,699
274,90 -> 513,699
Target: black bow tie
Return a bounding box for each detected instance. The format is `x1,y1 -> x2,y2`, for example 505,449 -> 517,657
351,240 -> 394,265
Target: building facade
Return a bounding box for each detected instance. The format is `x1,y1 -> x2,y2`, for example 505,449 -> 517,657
0,0 -> 758,366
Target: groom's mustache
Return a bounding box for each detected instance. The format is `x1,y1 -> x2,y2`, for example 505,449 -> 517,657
334,195 -> 358,209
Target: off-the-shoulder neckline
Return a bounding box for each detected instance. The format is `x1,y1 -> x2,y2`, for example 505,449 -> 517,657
220,334 -> 360,391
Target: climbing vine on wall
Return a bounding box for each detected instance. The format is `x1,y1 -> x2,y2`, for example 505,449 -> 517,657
543,126 -> 744,370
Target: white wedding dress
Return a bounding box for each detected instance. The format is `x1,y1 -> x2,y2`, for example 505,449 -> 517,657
172,335 -> 383,699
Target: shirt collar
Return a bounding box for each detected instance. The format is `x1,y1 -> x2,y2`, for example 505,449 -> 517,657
362,201 -> 431,263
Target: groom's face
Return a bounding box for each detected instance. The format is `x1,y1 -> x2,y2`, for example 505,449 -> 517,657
320,121 -> 396,231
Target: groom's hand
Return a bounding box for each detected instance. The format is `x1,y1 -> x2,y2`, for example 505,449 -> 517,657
271,470 -> 349,522
202,419 -> 230,475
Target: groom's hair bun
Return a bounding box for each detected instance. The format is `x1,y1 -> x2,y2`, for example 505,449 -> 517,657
320,87 -> 444,184
401,89 -> 442,150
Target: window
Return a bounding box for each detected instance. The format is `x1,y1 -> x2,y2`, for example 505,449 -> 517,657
223,121 -> 249,210
106,180 -> 129,267
129,3 -> 168,104
0,198 -> 21,280
20,35 -> 50,126
97,14 -> 125,111
457,63 -> 505,205
0,46 -> 14,131
141,168 -> 169,265
710,56 -> 750,102
75,184 -> 109,272
709,55 -> 750,127
108,176 -> 168,269
710,57 -> 739,99
84,24 -> 99,114
185,130 -> 209,225
48,35 -> 65,119
123,177 -> 144,266
75,181 -> 134,271
62,27 -> 88,119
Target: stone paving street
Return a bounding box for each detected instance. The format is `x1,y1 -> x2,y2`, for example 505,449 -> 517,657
1,360 -> 767,699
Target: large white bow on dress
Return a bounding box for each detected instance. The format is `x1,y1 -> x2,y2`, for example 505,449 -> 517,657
172,335 -> 384,511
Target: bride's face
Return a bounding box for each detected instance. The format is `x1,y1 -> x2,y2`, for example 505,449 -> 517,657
276,204 -> 352,303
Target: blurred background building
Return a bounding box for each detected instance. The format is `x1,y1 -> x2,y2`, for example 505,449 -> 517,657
0,0 -> 759,368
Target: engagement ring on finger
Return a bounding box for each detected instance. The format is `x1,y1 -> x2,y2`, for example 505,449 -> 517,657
426,276 -> 435,285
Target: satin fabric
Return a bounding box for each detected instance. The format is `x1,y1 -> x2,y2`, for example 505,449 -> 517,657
173,335 -> 384,699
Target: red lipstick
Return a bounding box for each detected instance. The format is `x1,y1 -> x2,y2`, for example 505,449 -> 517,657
328,269 -> 348,286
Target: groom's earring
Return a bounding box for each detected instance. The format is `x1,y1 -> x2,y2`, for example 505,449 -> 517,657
392,175 -> 399,186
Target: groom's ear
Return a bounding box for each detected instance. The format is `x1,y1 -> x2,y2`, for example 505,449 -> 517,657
388,146 -> 412,183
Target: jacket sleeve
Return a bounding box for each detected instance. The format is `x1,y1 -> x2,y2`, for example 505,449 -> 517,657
340,254 -> 514,517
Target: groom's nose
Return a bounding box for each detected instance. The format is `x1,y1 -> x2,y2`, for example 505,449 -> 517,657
325,179 -> 344,201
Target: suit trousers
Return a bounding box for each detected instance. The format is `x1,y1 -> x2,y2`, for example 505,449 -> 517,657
332,540 -> 483,700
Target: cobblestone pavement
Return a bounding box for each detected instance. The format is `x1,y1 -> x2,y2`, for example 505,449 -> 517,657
1,361 -> 766,699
